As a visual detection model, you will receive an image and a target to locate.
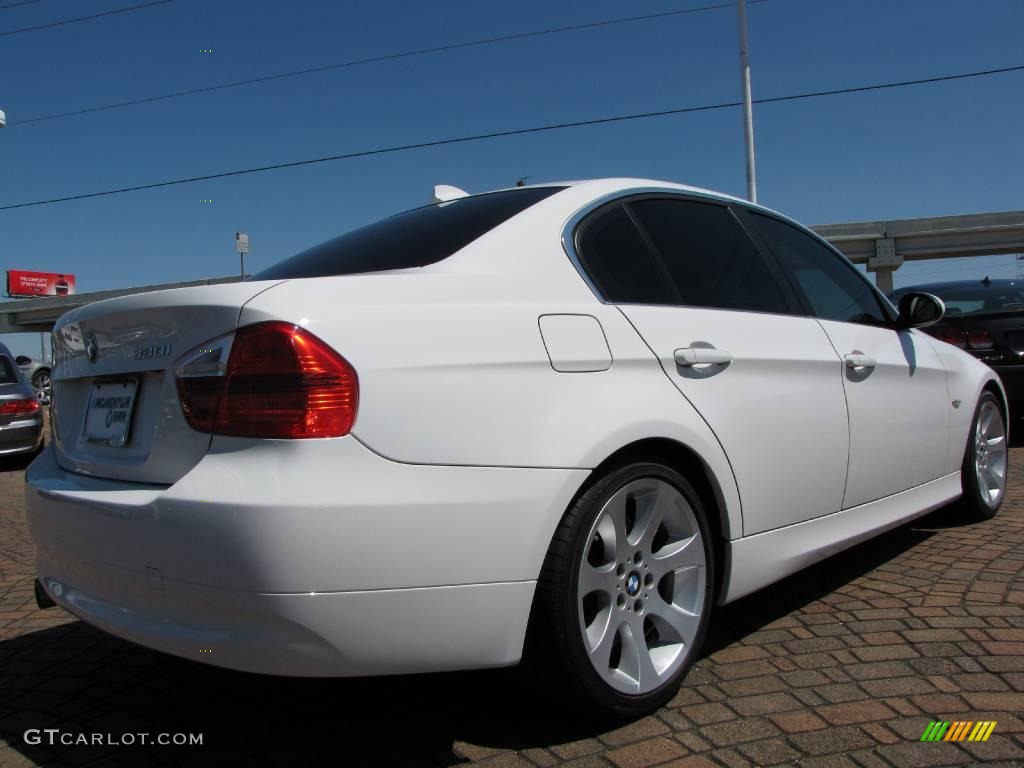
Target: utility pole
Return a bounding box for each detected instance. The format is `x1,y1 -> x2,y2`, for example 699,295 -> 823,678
737,0 -> 757,203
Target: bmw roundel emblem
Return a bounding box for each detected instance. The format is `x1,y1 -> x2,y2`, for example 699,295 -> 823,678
626,572 -> 641,597
85,331 -> 99,363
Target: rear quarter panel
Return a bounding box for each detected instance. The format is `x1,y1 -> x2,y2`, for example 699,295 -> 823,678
239,272 -> 744,540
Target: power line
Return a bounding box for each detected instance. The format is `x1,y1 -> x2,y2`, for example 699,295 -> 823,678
0,0 -> 43,11
0,0 -> 176,37
8,1 -> 763,126
2,63 -> 1021,212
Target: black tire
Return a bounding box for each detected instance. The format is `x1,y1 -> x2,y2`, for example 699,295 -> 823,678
32,369 -> 51,391
959,391 -> 1007,521
526,461 -> 715,721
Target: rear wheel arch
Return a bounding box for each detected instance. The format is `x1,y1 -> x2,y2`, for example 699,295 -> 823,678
571,437 -> 730,603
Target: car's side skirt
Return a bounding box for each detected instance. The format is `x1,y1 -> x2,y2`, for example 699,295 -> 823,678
722,472 -> 962,603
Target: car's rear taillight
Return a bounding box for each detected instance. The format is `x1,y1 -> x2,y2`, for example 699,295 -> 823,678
966,329 -> 994,350
0,398 -> 40,416
176,322 -> 358,438
931,326 -> 967,348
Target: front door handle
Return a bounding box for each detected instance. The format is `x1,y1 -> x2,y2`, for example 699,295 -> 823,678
674,347 -> 734,366
844,353 -> 876,370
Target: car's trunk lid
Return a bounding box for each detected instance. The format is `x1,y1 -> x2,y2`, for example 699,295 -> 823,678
51,280 -> 282,484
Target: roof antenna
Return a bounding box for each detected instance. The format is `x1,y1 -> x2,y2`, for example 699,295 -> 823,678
982,275 -> 991,286
515,176 -> 531,187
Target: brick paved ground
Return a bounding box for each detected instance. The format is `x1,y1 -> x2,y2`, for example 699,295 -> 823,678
0,440 -> 1021,767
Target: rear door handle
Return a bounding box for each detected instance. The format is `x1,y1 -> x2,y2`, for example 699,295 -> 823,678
844,353 -> 876,370
674,347 -> 734,366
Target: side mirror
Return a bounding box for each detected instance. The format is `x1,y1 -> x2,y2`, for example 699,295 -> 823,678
897,292 -> 945,329
14,355 -> 30,366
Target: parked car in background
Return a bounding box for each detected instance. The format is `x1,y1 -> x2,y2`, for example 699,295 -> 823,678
25,179 -> 1008,719
15,354 -> 52,395
890,278 -> 1024,418
0,342 -> 44,457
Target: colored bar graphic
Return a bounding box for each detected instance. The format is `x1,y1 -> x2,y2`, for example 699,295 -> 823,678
944,721 -> 971,741
920,721 -> 996,742
921,722 -> 949,741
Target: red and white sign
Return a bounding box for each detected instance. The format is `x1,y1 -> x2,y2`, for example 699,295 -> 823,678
6,270 -> 77,298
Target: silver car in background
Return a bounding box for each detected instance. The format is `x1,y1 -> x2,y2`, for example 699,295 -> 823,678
0,343 -> 44,457
15,355 -> 52,403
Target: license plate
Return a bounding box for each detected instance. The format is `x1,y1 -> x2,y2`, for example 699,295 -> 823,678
83,380 -> 138,447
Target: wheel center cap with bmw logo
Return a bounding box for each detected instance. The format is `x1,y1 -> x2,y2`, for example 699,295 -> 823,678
626,572 -> 641,596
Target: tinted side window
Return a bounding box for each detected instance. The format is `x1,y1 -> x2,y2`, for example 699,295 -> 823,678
0,356 -> 18,384
749,213 -> 888,325
629,199 -> 789,314
575,205 -> 678,304
256,187 -> 562,279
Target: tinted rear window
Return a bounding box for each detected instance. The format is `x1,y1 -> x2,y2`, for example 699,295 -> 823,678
575,204 -> 678,305
0,356 -> 18,384
256,187 -> 563,280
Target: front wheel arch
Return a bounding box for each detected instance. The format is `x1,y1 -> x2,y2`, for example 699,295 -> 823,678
959,388 -> 1008,520
982,378 -> 1008,425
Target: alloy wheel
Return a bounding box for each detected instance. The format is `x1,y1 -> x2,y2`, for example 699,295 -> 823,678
974,399 -> 1007,508
576,477 -> 706,695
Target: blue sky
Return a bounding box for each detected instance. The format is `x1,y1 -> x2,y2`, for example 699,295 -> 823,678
2,0 -> 1023,358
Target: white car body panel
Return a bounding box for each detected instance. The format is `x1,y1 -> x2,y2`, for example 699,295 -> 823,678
926,336 -> 1008,474
240,276 -> 744,542
29,436 -> 588,591
27,436 -> 575,674
816,321 -> 950,508
620,306 -> 849,535
725,471 -> 962,602
24,177 -> 1004,678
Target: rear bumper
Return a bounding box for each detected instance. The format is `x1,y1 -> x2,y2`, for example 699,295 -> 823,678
36,568 -> 535,676
26,438 -> 587,676
0,416 -> 43,456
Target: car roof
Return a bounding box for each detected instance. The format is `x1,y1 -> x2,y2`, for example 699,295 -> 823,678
491,178 -> 831,254
477,177 -> 792,219
0,342 -> 12,358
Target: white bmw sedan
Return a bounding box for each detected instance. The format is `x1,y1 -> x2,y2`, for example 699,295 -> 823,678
26,179 -> 1007,718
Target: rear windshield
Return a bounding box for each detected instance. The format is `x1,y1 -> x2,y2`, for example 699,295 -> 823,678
255,187 -> 563,280
0,356 -> 18,384
894,283 -> 1024,317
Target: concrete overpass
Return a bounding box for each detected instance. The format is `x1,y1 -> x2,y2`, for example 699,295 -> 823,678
2,209 -> 1024,335
813,210 -> 1024,293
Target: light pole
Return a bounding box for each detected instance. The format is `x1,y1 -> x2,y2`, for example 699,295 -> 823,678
737,0 -> 757,203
